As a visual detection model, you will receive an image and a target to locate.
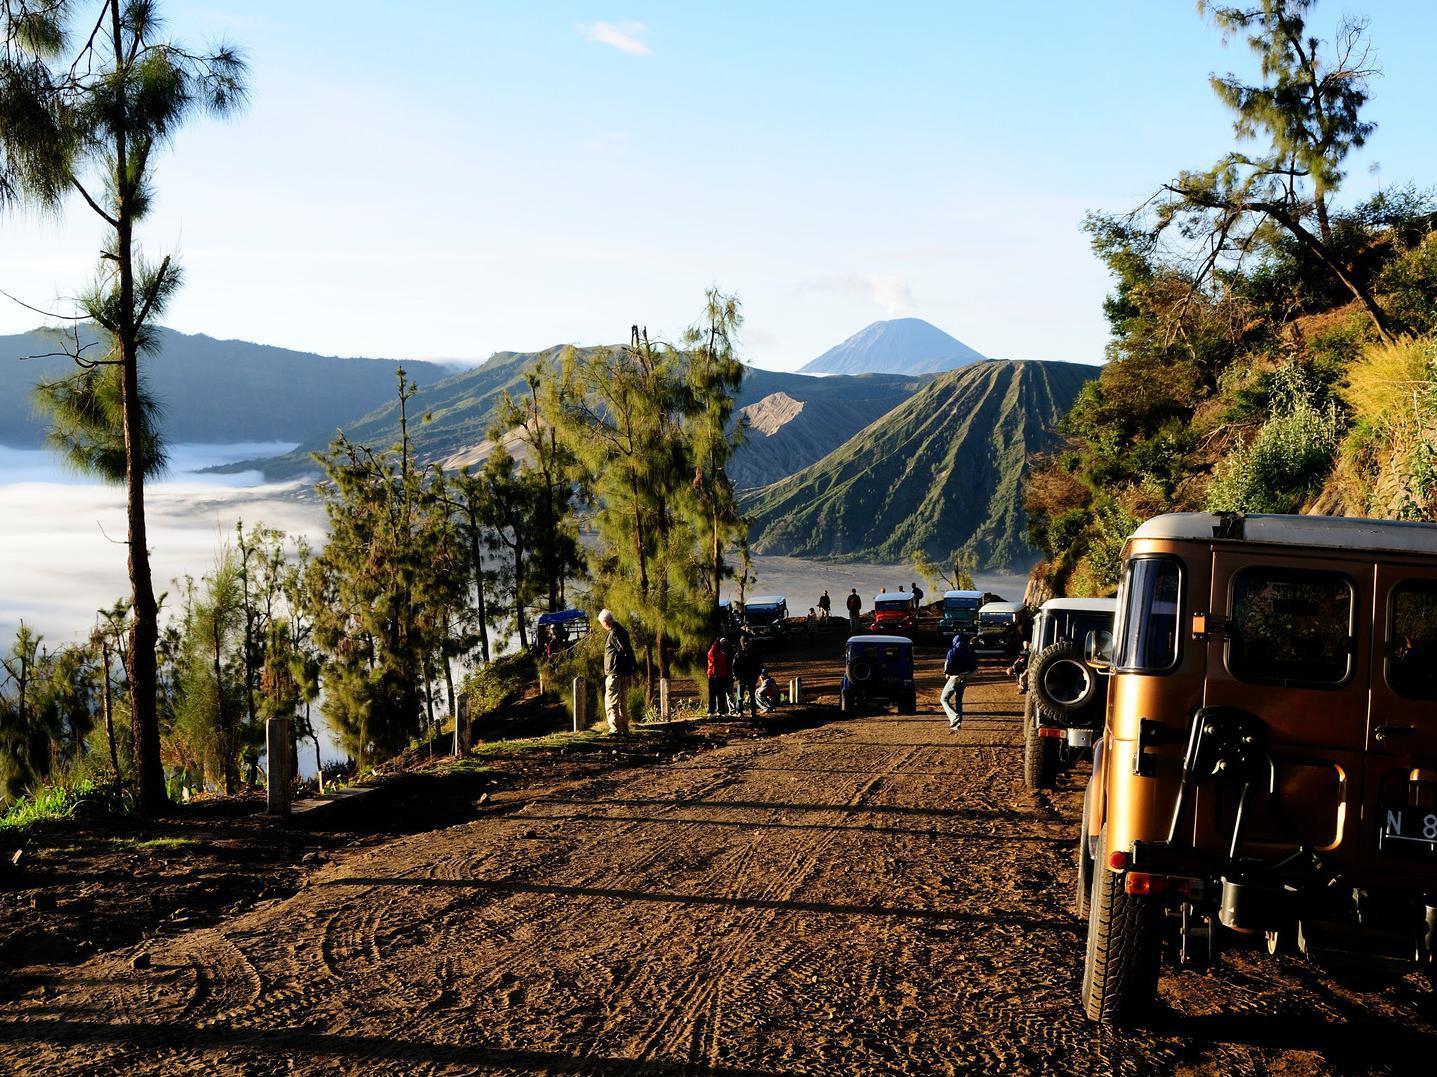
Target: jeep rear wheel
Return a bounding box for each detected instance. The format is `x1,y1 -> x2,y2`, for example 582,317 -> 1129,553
1030,640 -> 1100,718
899,689 -> 917,715
1023,698 -> 1059,789
1082,830 -> 1163,1027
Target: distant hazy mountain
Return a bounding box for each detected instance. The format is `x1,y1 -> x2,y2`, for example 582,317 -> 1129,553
797,317 -> 986,375
0,326 -> 453,448
233,348 -> 931,486
743,360 -> 1097,570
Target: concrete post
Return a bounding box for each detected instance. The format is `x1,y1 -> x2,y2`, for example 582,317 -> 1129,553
659,677 -> 671,721
789,676 -> 802,705
572,676 -> 587,732
453,694 -> 469,756
266,717 -> 291,816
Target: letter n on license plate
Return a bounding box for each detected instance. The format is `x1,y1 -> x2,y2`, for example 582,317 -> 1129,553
1380,807 -> 1437,859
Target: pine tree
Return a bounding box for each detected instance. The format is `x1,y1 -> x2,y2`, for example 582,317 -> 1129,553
309,371 -> 469,764
0,2 -> 248,811
680,290 -> 747,626
173,550 -> 246,793
493,359 -> 586,613
1156,0 -> 1391,342
0,625 -> 55,802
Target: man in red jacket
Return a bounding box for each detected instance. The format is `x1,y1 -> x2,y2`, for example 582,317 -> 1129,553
706,637 -> 732,716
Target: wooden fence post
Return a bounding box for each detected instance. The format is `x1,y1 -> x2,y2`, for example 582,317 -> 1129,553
573,676 -> 587,732
659,677 -> 671,720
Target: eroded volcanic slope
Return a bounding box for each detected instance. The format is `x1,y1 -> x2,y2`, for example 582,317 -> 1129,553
743,359 -> 1097,569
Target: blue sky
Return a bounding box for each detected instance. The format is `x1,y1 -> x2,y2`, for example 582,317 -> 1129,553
1,1 -> 1434,371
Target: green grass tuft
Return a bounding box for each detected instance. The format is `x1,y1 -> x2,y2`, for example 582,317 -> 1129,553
0,780 -> 101,834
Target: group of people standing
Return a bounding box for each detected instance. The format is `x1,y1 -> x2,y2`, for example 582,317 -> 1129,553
706,636 -> 782,719
596,585 -> 981,737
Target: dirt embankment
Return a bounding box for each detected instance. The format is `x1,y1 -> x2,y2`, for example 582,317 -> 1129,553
2,639 -> 1436,1074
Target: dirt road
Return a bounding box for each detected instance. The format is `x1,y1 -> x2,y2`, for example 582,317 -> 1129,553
2,654 -> 1436,1074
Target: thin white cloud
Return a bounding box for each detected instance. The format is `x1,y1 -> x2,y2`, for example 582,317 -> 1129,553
800,273 -> 915,317
575,20 -> 653,58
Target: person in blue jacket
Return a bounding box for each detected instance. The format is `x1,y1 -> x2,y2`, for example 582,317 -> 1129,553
942,633 -> 978,730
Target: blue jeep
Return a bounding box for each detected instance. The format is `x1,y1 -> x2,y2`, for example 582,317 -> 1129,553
840,634 -> 916,715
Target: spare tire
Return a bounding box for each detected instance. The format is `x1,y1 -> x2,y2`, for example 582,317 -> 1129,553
848,658 -> 874,683
1030,640 -> 1098,719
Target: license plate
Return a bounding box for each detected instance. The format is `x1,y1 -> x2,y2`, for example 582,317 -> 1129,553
1379,807 -> 1437,858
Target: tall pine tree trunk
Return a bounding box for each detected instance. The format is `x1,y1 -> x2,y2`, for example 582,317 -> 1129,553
112,8 -> 165,810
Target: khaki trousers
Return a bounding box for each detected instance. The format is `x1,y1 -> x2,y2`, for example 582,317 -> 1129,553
605,674 -> 630,734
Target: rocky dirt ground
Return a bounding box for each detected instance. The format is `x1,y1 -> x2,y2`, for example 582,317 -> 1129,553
3,639 -> 1437,1074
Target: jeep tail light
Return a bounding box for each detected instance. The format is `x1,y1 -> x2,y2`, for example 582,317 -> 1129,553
1125,872 -> 1167,896
1107,850 -> 1129,871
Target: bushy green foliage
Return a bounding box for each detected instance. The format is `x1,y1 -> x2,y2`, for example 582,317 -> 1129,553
1207,398 -> 1340,513
1381,232 -> 1437,334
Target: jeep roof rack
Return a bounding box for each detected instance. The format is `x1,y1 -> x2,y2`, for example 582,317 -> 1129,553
1038,597 -> 1116,612
1131,512 -> 1437,555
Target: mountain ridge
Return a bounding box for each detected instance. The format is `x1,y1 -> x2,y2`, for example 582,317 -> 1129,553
228,349 -> 933,486
0,326 -> 454,447
743,359 -> 1098,569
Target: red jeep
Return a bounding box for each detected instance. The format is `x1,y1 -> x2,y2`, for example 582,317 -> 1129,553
870,593 -> 917,637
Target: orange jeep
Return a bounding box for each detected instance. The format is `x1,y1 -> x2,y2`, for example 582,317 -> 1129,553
1080,511 -> 1437,1025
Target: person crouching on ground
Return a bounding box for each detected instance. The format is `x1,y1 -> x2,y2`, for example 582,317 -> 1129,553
599,609 -> 637,736
707,636 -> 732,716
942,633 -> 978,730
732,637 -> 761,719
756,668 -> 781,713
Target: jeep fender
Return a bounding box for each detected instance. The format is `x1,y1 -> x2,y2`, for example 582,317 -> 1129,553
1086,736 -> 1107,862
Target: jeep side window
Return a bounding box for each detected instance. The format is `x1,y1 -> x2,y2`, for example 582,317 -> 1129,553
1228,567 -> 1353,687
1115,557 -> 1181,673
1389,581 -> 1437,700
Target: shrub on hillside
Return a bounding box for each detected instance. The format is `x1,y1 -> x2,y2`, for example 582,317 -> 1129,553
1206,399 -> 1340,514
1327,337 -> 1437,518
1381,233 -> 1437,335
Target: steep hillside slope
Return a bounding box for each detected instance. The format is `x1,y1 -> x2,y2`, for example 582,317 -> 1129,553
0,327 -> 452,447
798,318 -> 986,375
238,352 -> 928,484
728,368 -> 925,487
743,360 -> 1097,569
221,348 -> 541,479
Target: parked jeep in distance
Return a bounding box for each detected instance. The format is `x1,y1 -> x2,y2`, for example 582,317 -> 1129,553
1080,511 -> 1437,1028
870,593 -> 918,637
974,601 -> 1029,656
937,590 -> 1002,636
840,635 -> 916,715
740,595 -> 788,642
1022,597 -> 1116,789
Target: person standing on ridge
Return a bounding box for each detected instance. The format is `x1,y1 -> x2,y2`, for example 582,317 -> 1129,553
732,637 -> 761,719
911,581 -> 924,605
942,633 -> 978,730
598,609 -> 637,736
817,590 -> 831,622
707,637 -> 732,716
846,588 -> 862,633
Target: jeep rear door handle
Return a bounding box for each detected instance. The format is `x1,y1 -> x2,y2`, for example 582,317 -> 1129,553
1375,725 -> 1415,742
